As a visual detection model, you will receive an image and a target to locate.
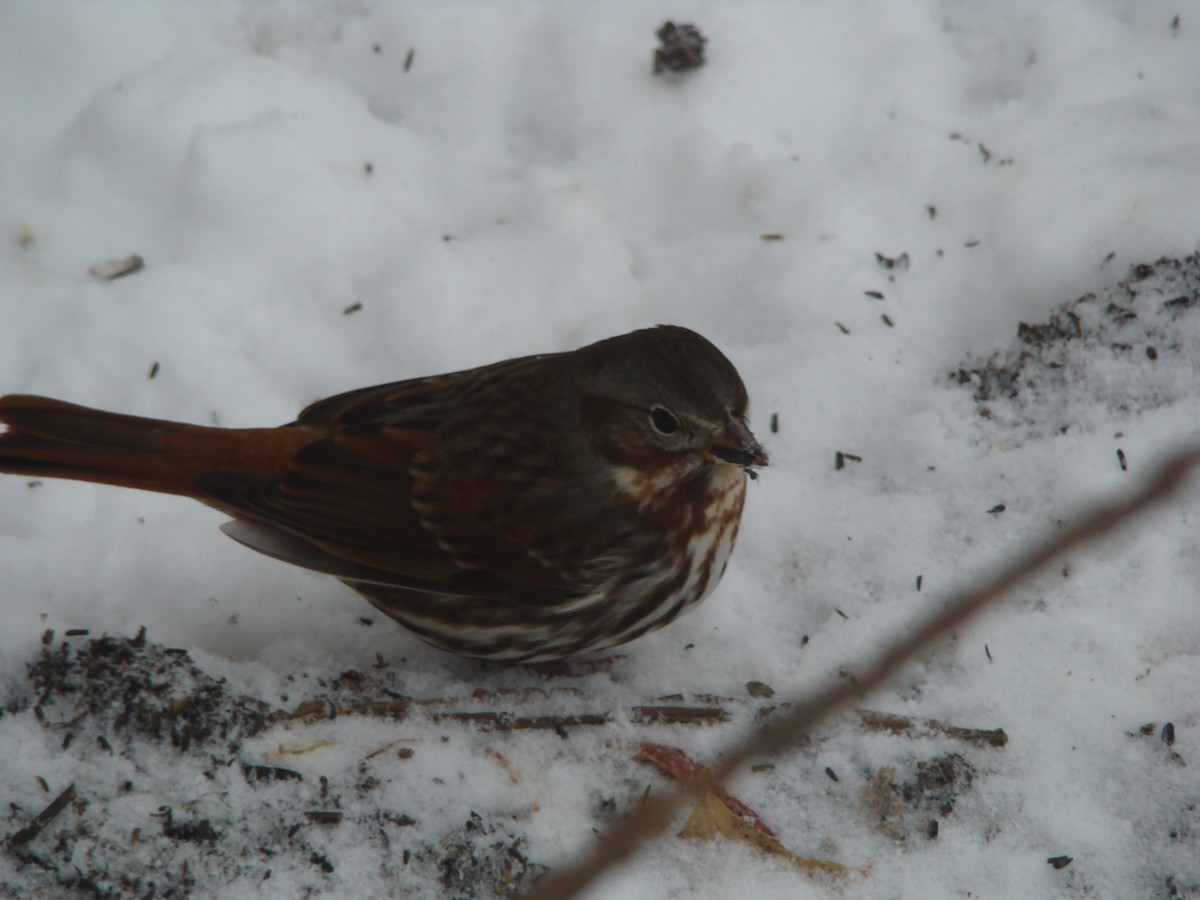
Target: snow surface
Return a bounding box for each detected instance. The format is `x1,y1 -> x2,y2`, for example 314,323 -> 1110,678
2,1 -> 1200,897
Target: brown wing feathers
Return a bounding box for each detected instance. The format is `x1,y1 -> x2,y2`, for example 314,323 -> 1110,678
0,371 -> 599,605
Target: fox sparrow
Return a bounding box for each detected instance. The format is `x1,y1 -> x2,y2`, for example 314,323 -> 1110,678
0,326 -> 767,660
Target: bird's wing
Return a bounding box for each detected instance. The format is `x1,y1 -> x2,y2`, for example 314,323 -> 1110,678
198,357 -> 633,604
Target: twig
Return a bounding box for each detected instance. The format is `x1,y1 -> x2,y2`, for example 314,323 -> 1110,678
8,783 -> 77,847
857,709 -> 1008,747
430,712 -> 610,731
630,706 -> 730,725
529,446 -> 1200,900
270,698 -> 731,730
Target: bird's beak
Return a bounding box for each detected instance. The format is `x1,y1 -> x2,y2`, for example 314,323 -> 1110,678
709,415 -> 769,474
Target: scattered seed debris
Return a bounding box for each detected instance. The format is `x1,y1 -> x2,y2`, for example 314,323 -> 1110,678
861,753 -> 978,841
653,21 -> 707,74
1117,448 -> 1128,471
4,630 -> 578,896
343,301 -> 363,316
835,451 -> 862,470
746,680 -> 774,699
435,812 -> 546,896
403,47 -> 415,71
875,252 -> 910,271
952,255 -> 1200,440
1048,855 -> 1074,870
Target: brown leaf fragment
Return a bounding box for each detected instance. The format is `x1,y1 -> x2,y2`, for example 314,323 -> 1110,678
636,742 -> 707,782
635,743 -> 773,837
679,790 -> 858,879
485,746 -> 522,784
861,766 -> 906,841
861,754 -> 977,842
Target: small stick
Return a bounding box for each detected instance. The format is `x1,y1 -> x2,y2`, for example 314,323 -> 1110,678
631,706 -> 730,725
430,712 -> 610,731
8,783 -> 76,847
857,709 -> 1008,747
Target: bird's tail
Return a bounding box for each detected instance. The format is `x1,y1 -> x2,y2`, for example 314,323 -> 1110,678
0,394 -> 301,496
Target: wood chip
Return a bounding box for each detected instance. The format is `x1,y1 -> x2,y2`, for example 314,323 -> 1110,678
89,254 -> 145,280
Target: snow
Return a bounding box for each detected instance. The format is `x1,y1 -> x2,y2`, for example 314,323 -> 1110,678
2,1 -> 1200,897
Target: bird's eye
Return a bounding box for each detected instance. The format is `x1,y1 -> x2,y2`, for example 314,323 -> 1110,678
650,406 -> 679,435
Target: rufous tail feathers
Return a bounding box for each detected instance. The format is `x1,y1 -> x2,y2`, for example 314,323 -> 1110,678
0,394 -> 307,496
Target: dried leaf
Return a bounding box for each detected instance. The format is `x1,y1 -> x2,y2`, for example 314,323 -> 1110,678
635,743 -> 774,838
680,790 -> 859,879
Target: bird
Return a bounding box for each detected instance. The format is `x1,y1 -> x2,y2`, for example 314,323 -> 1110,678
0,325 -> 767,661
